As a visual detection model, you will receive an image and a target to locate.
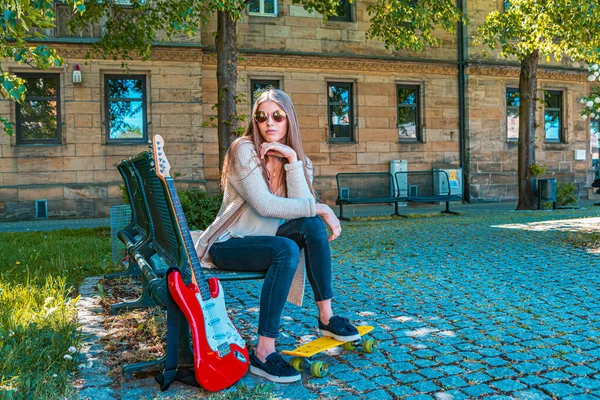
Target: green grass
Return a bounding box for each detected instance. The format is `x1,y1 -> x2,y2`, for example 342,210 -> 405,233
0,228 -> 114,399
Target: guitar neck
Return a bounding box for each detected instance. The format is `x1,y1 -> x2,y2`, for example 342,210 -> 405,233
165,177 -> 211,300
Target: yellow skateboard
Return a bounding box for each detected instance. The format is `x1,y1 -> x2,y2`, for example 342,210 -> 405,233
282,326 -> 377,377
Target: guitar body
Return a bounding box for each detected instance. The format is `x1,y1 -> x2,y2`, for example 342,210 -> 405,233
168,269 -> 249,392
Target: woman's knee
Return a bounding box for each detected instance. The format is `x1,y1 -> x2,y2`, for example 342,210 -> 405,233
272,237 -> 300,265
297,216 -> 327,237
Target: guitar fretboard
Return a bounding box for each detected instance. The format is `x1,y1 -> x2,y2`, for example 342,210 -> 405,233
166,177 -> 211,300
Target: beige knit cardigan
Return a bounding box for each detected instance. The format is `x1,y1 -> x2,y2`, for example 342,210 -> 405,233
192,139 -> 316,306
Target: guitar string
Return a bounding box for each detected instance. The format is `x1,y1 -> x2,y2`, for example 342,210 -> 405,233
169,177 -> 228,355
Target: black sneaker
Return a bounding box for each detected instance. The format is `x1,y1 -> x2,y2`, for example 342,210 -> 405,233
249,351 -> 301,383
318,316 -> 360,342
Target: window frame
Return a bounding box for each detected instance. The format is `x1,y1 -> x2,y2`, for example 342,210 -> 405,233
544,89 -> 564,143
506,87 -> 520,143
329,0 -> 353,22
248,0 -> 278,17
250,79 -> 281,106
15,73 -> 62,146
104,74 -> 148,144
396,84 -> 421,143
327,81 -> 355,143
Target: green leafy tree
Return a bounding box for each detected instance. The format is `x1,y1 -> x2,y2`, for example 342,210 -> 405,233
0,0 -> 85,135
475,0 -> 600,210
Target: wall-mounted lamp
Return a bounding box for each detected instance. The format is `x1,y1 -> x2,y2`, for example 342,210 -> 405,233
72,64 -> 82,84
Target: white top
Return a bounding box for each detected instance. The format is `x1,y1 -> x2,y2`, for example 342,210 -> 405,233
216,186 -> 286,243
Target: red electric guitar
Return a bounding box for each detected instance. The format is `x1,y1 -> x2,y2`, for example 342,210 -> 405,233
151,134 -> 249,392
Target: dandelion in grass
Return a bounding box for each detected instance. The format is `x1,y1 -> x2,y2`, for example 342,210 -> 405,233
68,346 -> 77,353
63,354 -> 73,361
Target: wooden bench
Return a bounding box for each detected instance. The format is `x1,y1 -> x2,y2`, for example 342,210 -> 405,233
335,172 -> 404,220
394,170 -> 462,215
113,150 -> 265,386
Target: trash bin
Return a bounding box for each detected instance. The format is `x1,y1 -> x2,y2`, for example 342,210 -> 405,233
537,178 -> 557,210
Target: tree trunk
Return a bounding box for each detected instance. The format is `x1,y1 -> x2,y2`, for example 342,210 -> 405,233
516,49 -> 539,210
215,10 -> 239,174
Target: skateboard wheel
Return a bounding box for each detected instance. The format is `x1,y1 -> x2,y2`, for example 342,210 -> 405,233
310,361 -> 328,378
362,338 -> 377,354
290,357 -> 303,372
342,341 -> 355,351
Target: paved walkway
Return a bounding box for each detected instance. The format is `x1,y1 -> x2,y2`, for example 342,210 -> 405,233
7,203 -> 600,398
70,205 -> 600,399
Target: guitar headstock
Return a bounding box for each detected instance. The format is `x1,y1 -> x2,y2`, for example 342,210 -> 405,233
151,134 -> 171,181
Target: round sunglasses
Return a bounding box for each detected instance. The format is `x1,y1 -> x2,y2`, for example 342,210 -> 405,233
253,109 -> 287,123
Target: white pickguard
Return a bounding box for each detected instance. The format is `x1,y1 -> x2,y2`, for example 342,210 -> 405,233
195,281 -> 246,355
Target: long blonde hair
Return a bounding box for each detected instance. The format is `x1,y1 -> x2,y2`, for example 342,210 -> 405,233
221,89 -> 315,196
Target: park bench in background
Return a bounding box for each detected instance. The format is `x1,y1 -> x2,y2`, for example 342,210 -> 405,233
394,170 -> 462,215
110,150 -> 265,388
335,172 -> 404,220
335,170 -> 463,219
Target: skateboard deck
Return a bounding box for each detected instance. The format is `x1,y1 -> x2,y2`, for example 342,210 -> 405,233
283,326 -> 375,358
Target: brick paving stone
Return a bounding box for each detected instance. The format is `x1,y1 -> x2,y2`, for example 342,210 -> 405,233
512,389 -> 553,399
328,363 -> 353,374
365,389 -> 394,399
463,372 -> 493,384
576,341 -> 600,350
438,375 -> 469,389
411,380 -> 441,393
388,385 -> 417,397
565,365 -> 596,376
514,362 -> 546,374
438,389 -> 470,399
491,378 -> 527,392
389,361 -> 418,372
479,348 -> 503,357
485,357 -> 511,367
461,361 -> 487,371
334,371 -> 363,382
564,395 -> 600,400
438,366 -> 465,376
540,383 -> 584,397
487,367 -> 518,379
405,395 -> 435,400
346,378 -> 380,392
564,353 -> 593,364
420,368 -> 444,379
414,359 -> 438,368
531,348 -> 557,357
506,352 -> 536,361
436,355 -> 462,364
518,375 -> 548,386
462,384 -> 496,397
359,366 -> 390,378
393,373 -> 425,384
539,358 -> 571,368
543,370 -> 572,381
372,376 -> 398,387
572,377 -> 600,390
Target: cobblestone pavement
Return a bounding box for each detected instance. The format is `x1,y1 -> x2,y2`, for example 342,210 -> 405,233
218,208 -> 600,400
74,207 -> 600,399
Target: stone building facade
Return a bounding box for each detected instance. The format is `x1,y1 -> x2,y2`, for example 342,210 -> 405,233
0,0 -> 598,220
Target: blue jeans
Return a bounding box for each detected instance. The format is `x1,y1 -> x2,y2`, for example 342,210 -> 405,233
208,216 -> 333,338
